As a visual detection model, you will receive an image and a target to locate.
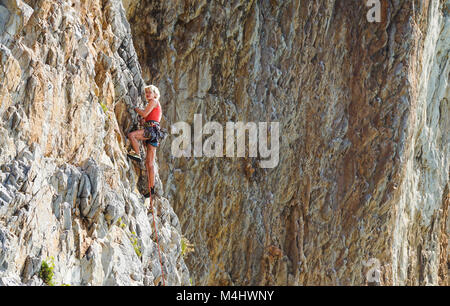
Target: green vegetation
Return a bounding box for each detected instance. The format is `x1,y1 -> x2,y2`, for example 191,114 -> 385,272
117,217 -> 126,229
118,221 -> 142,259
99,101 -> 108,114
181,236 -> 194,258
39,257 -> 55,286
130,232 -> 142,258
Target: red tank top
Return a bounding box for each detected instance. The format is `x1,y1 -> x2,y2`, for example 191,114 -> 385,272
145,102 -> 162,122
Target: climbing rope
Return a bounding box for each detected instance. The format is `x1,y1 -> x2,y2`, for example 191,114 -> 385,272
149,194 -> 166,286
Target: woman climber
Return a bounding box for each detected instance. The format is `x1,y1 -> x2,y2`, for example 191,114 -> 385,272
127,84 -> 165,198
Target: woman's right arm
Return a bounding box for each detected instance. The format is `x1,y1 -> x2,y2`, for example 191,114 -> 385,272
140,99 -> 157,118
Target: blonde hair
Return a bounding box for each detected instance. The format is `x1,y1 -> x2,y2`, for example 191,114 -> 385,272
144,85 -> 160,101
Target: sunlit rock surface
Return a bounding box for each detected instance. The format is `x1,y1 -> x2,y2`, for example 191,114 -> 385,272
0,0 -> 189,286
126,0 -> 449,285
0,0 -> 448,286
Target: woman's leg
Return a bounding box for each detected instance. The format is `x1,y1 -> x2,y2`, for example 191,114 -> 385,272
145,143 -> 156,193
128,129 -> 148,155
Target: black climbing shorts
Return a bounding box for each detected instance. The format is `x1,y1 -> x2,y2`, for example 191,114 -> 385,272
143,121 -> 166,147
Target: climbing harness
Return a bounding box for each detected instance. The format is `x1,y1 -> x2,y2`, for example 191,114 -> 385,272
143,121 -> 167,147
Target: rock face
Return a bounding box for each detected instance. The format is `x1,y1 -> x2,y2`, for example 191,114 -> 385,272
0,0 -> 448,286
0,0 -> 189,285
126,0 -> 449,285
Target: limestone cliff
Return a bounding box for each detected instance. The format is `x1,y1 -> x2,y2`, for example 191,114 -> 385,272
0,0 -> 189,285
0,0 -> 448,286
126,0 -> 449,285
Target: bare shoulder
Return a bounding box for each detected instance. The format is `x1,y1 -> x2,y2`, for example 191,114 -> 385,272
145,99 -> 156,110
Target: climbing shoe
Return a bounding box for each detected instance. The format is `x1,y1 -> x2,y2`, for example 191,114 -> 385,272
143,187 -> 154,199
127,152 -> 142,162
